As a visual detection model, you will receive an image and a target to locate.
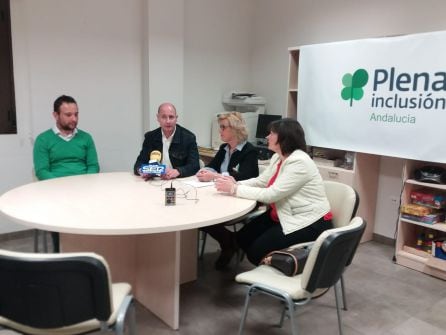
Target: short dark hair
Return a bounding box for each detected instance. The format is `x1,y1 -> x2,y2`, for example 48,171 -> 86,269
269,118 -> 307,155
53,95 -> 77,113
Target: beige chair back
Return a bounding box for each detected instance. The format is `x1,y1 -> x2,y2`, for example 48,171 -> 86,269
323,180 -> 359,229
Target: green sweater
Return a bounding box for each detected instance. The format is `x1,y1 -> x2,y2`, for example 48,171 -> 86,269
33,129 -> 100,180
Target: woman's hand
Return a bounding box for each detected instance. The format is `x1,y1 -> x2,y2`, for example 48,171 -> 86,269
196,169 -> 218,182
215,176 -> 237,194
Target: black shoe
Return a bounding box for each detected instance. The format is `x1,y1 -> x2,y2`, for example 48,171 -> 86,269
215,246 -> 237,270
215,234 -> 237,270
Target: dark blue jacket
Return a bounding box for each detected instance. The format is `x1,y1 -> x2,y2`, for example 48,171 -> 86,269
133,124 -> 200,177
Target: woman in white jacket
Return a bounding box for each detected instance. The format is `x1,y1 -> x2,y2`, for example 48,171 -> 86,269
215,118 -> 332,265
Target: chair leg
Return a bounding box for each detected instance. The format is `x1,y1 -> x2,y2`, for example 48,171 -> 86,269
283,296 -> 298,335
238,287 -> 254,335
278,301 -> 287,328
128,299 -> 137,335
43,231 -> 48,252
33,230 -> 39,252
115,295 -> 136,335
334,281 -> 345,335
33,230 -> 49,253
340,275 -> 348,311
199,231 -> 207,259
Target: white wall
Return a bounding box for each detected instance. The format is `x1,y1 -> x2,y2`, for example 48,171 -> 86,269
250,0 -> 446,238
22,0 -> 144,172
146,0 -> 184,129
1,0 -> 255,233
1,0 -> 145,233
183,0 -> 254,146
145,0 -> 255,145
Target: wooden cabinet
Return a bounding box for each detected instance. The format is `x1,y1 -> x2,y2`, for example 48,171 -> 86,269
287,47 -> 299,119
395,160 -> 446,280
286,47 -> 380,242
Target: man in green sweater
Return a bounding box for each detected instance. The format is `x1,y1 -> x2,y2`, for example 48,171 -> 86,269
33,95 -> 100,251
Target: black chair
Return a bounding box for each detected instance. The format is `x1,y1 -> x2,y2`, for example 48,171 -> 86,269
0,250 -> 136,335
316,180 -> 360,310
235,217 -> 366,335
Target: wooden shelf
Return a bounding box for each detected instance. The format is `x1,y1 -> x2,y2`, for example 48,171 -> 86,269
399,217 -> 446,233
405,179 -> 446,191
426,256 -> 446,271
395,160 -> 446,280
396,249 -> 446,280
402,245 -> 429,258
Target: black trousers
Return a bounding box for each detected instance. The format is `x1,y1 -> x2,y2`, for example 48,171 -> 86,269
200,224 -> 233,249
236,210 -> 333,265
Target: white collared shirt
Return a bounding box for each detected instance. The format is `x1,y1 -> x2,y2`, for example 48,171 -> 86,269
219,141 -> 246,173
161,127 -> 176,169
52,125 -> 78,141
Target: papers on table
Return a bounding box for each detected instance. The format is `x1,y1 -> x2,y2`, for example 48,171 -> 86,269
181,180 -> 214,188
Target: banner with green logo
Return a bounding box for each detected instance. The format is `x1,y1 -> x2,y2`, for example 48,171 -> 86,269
298,30 -> 446,163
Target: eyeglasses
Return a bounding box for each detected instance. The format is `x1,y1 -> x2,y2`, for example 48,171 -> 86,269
219,125 -> 230,130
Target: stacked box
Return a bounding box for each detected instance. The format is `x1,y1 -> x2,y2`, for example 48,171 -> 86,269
432,240 -> 446,260
401,190 -> 446,224
410,189 -> 446,209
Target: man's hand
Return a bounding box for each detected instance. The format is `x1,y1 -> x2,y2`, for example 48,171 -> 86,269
162,167 -> 180,180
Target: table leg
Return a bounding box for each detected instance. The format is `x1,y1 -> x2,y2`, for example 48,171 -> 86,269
61,230 -> 198,330
134,232 -> 180,329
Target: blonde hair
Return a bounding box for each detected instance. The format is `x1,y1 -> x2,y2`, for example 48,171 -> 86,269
218,111 -> 249,143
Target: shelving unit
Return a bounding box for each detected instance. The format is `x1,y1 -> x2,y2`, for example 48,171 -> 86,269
286,47 -> 380,242
395,160 -> 446,280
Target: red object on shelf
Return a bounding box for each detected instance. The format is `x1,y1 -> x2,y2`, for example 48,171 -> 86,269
410,189 -> 446,209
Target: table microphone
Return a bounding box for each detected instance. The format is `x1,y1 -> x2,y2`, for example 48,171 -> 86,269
140,150 -> 167,175
165,182 -> 176,206
149,150 -> 162,164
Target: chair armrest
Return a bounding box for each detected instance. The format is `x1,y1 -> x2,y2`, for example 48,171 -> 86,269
224,206 -> 267,226
287,241 -> 315,251
243,206 -> 267,223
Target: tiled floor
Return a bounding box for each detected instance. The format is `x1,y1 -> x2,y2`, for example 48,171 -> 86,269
0,231 -> 445,335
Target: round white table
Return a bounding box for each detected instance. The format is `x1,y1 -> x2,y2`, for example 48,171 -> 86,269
0,172 -> 256,330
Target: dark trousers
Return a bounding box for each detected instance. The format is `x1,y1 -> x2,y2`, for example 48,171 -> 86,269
201,224 -> 233,249
236,210 -> 333,265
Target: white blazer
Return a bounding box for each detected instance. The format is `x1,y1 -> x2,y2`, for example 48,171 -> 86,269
236,150 -> 330,235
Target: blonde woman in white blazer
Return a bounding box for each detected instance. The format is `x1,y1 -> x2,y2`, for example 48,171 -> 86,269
215,118 -> 332,265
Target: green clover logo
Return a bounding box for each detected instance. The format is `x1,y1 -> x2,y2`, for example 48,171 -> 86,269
341,69 -> 369,106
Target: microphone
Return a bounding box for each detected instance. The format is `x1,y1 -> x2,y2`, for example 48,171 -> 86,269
149,150 -> 162,164
140,150 -> 167,175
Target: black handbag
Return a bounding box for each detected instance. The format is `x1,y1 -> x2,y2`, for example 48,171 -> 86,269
263,247 -> 310,277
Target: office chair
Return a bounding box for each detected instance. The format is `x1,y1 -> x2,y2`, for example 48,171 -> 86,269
235,217 -> 366,335
282,180 -> 359,310
322,180 -> 359,310
0,250 -> 136,335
